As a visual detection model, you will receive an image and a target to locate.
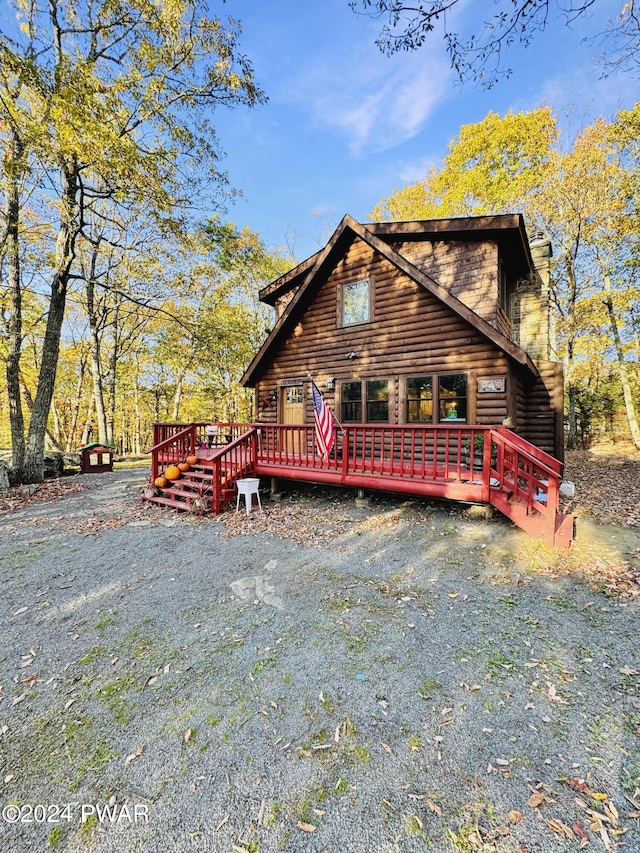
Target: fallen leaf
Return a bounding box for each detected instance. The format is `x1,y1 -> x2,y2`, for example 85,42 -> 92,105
619,666 -> 638,676
528,792 -> 546,808
546,818 -> 575,839
546,683 -> 567,704
427,799 -> 442,816
296,821 -> 316,832
507,810 -> 524,824
381,742 -> 393,754
124,744 -> 144,766
184,728 -> 193,744
144,666 -> 161,689
573,820 -> 590,846
598,824 -> 612,851
570,777 -> 592,794
215,815 -> 229,831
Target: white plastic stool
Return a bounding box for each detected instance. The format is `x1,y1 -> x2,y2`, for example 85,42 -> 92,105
236,478 -> 262,515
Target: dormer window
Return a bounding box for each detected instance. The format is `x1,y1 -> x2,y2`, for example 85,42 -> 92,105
342,279 -> 370,326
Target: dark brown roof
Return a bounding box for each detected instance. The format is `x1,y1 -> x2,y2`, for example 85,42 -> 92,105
243,214 -> 538,386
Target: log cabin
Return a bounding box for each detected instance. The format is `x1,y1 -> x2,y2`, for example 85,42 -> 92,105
145,213 -> 574,547
241,213 -> 563,460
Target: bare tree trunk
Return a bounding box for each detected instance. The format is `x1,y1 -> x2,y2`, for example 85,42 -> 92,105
106,302 -> 121,447
50,400 -> 63,448
66,353 -> 87,452
564,257 -> 579,450
4,133 -> 26,482
604,276 -> 640,449
133,378 -> 142,455
86,270 -> 109,444
80,393 -> 95,446
23,162 -> 80,482
171,371 -> 186,422
20,377 -> 62,451
88,333 -> 107,445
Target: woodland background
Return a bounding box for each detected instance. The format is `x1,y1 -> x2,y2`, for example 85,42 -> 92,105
1,1 -> 639,484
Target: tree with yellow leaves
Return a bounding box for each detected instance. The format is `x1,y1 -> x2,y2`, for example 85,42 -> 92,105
1,0 -> 264,482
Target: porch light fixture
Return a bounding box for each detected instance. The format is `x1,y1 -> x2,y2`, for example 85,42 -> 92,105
326,377 -> 335,390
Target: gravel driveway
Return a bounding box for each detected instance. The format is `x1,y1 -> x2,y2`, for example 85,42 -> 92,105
0,469 -> 638,853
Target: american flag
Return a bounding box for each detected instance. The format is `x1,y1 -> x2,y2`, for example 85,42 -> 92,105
311,381 -> 335,458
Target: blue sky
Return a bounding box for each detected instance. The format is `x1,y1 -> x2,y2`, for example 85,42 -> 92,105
215,0 -> 639,262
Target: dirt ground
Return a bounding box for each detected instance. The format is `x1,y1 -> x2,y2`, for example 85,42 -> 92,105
0,448 -> 638,853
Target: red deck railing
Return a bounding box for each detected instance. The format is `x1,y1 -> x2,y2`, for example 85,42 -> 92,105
147,421 -> 573,547
208,429 -> 258,513
153,422 -> 253,449
255,423 -> 492,498
148,424 -> 196,482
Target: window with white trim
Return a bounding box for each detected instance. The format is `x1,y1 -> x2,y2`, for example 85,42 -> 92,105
342,279 -> 370,326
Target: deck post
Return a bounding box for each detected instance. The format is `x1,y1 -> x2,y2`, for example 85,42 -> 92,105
546,476 -> 559,547
355,487 -> 369,507
270,476 -> 283,502
341,429 -> 349,483
481,429 -> 492,503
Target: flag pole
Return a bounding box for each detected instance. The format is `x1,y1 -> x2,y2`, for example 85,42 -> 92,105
306,371 -> 345,435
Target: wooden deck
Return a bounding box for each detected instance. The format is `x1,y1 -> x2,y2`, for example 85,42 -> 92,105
144,422 -> 574,548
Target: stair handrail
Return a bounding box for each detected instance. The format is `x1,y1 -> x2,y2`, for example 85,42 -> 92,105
145,424 -> 196,481
208,427 -> 258,513
491,427 -> 562,481
490,426 -> 562,534
494,425 -> 562,476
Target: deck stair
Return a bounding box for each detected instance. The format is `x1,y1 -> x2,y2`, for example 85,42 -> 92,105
144,427 -> 258,514
487,427 -> 574,548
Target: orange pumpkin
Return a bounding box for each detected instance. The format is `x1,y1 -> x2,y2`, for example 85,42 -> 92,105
178,462 -> 190,473
154,476 -> 168,488
186,455 -> 198,466
165,464 -> 181,481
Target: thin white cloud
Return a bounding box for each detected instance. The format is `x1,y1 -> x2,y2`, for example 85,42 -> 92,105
280,28 -> 452,156
337,64 -> 451,153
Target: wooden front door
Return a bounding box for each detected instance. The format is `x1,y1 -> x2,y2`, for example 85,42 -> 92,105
281,386 -> 305,454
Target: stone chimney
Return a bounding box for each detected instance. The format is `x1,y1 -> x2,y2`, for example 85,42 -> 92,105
510,233 -> 554,360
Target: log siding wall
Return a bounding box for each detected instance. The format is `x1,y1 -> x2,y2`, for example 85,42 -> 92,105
396,239 -> 508,334
255,237 -> 511,427
518,360 -> 564,461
